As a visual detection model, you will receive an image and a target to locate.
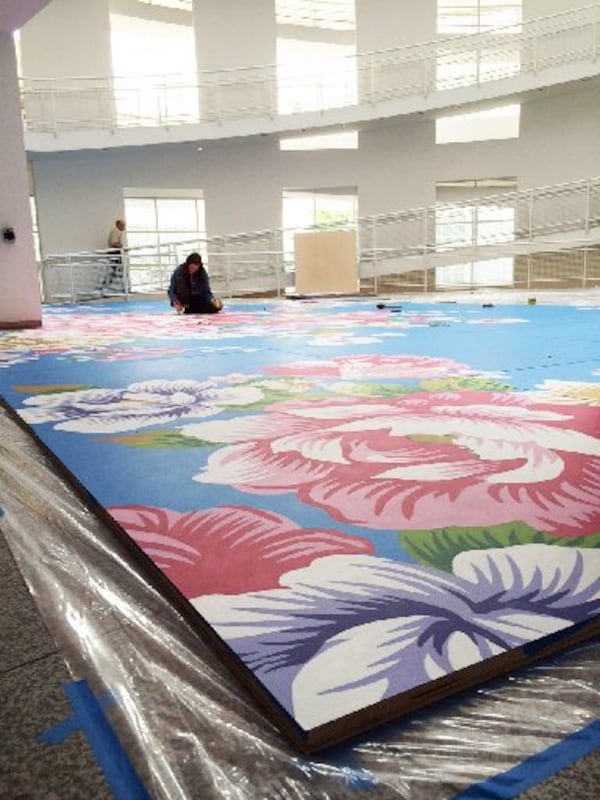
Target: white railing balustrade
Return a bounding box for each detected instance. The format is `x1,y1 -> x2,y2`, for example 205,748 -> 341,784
42,175 -> 600,303
20,4 -> 600,135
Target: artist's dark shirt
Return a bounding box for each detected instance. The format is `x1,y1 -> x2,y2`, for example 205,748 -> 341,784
168,264 -> 213,307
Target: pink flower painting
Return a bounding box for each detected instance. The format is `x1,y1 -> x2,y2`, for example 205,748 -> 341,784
183,390 -> 600,537
109,504 -> 375,597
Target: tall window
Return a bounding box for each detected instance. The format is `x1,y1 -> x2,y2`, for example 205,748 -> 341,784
276,0 -> 356,116
276,0 -> 355,31
437,1 -> 521,34
137,0 -> 192,9
282,189 -> 357,270
436,1 -> 522,92
124,192 -> 205,290
435,178 -> 516,288
277,38 -> 357,114
110,14 -> 197,126
435,1 -> 522,141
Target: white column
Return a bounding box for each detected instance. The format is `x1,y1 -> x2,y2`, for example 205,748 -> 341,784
193,0 -> 277,70
355,0 -> 437,52
0,33 -> 41,328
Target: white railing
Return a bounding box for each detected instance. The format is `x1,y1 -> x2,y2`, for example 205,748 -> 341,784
20,4 -> 600,135
42,175 -> 600,303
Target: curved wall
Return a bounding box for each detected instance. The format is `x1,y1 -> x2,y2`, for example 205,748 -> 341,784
16,1 -> 600,261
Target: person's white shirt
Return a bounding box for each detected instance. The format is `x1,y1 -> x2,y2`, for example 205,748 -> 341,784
108,220 -> 126,249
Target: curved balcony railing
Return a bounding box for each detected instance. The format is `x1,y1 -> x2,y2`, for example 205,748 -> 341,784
20,3 -> 600,137
41,174 -> 600,303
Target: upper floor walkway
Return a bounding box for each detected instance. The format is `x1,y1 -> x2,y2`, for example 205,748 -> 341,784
21,3 -> 600,152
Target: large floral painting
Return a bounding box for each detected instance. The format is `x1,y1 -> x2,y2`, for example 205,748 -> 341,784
1,298 -> 599,750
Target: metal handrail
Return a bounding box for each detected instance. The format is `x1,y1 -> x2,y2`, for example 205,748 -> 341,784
41,174 -> 600,302
20,3 -> 600,135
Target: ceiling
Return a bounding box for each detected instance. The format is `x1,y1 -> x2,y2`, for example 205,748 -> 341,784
0,0 -> 52,34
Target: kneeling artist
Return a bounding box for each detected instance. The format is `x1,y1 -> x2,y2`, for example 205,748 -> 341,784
168,252 -> 223,314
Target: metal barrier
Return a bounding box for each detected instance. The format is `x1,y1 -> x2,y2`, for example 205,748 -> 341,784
20,4 -> 600,135
41,175 -> 600,303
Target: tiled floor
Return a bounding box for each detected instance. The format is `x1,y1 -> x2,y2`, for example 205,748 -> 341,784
0,528 -> 112,800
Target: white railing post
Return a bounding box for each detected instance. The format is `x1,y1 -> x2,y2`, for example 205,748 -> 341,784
225,248 -> 232,299
50,83 -> 58,136
422,208 -> 429,292
586,181 -> 591,234
274,231 -> 284,297
123,251 -> 131,300
423,46 -> 430,97
68,255 -> 76,303
528,189 -> 535,241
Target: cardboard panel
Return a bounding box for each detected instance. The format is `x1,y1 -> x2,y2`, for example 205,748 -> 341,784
294,230 -> 358,294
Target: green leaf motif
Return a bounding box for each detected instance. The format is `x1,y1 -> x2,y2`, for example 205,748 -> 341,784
419,376 -> 512,392
101,430 -> 212,449
13,384 -> 97,394
329,382 -> 416,397
400,522 -> 600,572
243,388 -> 324,409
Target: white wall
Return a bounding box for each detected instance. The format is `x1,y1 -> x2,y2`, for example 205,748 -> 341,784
193,0 -> 276,70
523,0 -> 586,21
0,33 -> 41,326
18,0 -> 112,77
356,0 -> 437,51
28,71 -> 600,256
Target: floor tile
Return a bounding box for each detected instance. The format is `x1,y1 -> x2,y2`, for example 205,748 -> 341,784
0,534 -> 57,674
0,653 -> 113,800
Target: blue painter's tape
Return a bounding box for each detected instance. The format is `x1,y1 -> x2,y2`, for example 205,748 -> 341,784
452,718 -> 600,800
37,715 -> 80,745
37,691 -> 115,745
61,680 -> 150,800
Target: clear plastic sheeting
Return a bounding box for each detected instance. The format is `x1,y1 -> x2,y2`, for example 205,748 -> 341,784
0,404 -> 599,800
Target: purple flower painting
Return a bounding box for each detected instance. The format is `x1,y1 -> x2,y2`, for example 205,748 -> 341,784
193,546 -> 600,729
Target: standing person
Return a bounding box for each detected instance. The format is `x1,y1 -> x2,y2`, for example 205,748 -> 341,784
102,218 -> 127,291
108,218 -> 126,251
168,252 -> 223,314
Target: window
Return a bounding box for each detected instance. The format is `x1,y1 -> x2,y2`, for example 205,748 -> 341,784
437,1 -> 521,35
282,189 -> 357,270
137,0 -> 192,9
276,0 -> 355,31
435,178 -> 516,287
436,103 -> 520,143
436,257 -> 513,287
123,192 -> 205,291
277,38 -> 357,114
110,14 -> 197,126
280,130 -> 358,150
436,1 -> 522,95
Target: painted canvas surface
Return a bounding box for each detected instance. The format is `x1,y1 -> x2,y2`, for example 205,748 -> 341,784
1,298 -> 599,749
